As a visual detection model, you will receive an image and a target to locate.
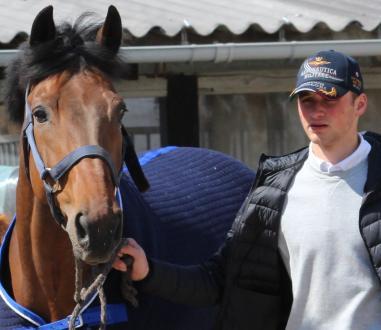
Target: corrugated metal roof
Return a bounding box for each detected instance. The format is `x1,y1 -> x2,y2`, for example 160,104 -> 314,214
0,0 -> 380,42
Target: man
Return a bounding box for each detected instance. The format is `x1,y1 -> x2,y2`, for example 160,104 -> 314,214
114,50 -> 381,330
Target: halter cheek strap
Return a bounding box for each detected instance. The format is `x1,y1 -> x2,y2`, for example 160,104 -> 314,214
22,84 -> 148,226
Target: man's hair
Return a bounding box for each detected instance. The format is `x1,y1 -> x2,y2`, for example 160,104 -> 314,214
349,91 -> 360,104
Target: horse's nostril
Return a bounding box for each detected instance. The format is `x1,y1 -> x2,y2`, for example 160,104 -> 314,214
75,212 -> 88,243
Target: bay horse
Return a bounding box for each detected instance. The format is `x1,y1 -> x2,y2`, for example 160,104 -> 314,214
1,5 -> 256,330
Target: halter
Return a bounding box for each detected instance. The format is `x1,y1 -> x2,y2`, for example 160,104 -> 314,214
22,84 -> 149,226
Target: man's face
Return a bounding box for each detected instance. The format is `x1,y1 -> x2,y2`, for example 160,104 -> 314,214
297,91 -> 367,150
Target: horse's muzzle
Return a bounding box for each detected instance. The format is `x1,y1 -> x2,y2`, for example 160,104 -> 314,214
69,210 -> 123,264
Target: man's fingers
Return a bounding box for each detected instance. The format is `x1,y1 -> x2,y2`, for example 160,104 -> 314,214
113,259 -> 127,272
113,238 -> 149,280
126,238 -> 138,247
118,244 -> 134,255
118,238 -> 139,255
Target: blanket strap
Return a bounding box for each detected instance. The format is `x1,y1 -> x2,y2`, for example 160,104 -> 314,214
37,304 -> 127,329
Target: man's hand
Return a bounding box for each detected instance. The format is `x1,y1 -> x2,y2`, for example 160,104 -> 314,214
113,238 -> 149,281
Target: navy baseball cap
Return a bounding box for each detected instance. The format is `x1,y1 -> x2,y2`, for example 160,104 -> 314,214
290,50 -> 363,99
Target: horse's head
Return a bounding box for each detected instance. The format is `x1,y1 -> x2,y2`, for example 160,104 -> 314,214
6,6 -> 148,265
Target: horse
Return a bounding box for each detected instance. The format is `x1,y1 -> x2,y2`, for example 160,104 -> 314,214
0,5 -> 255,329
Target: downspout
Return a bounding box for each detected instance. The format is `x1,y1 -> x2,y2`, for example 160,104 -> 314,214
1,39 -> 381,66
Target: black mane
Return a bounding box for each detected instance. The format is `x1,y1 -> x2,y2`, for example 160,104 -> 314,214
4,14 -> 131,123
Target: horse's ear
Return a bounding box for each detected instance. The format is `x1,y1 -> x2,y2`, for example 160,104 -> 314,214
30,6 -> 56,46
96,5 -> 122,54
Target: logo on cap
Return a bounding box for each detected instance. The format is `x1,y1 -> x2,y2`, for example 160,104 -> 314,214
308,57 -> 331,66
318,87 -> 337,98
351,76 -> 362,90
301,57 -> 340,82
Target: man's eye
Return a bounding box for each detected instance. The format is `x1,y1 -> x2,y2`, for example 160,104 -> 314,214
33,107 -> 48,123
323,100 -> 337,106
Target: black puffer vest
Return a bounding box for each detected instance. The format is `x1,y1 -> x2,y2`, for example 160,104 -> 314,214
215,132 -> 381,330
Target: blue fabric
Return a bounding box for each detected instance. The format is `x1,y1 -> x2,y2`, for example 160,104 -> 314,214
137,146 -> 178,166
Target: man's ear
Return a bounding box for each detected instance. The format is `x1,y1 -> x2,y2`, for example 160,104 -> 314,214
355,93 -> 368,117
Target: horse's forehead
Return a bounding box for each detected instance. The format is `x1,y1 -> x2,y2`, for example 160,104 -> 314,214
71,70 -> 115,91
31,71 -> 119,104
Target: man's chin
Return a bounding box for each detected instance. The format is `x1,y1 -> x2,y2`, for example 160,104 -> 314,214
307,133 -> 324,144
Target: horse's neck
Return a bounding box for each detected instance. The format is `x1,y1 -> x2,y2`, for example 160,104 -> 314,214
8,171 -> 76,321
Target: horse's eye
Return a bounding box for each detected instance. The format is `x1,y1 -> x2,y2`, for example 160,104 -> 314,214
120,104 -> 127,116
119,104 -> 128,119
33,107 -> 48,123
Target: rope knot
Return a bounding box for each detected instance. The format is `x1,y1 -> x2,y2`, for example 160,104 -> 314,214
69,238 -> 136,330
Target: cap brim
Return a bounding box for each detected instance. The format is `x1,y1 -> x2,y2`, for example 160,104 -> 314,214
289,82 -> 348,100
289,87 -> 315,100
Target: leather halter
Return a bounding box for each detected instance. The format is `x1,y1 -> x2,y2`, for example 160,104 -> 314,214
22,84 -> 149,226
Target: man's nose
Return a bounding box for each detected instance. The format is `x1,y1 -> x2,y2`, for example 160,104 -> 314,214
311,103 -> 327,118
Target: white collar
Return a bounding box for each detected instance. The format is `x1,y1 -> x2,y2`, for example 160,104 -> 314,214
308,133 -> 371,174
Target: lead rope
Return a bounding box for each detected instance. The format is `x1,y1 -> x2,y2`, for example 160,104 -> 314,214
68,238 -> 131,330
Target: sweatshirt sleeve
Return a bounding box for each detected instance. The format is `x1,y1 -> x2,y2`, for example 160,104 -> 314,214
135,237 -> 231,307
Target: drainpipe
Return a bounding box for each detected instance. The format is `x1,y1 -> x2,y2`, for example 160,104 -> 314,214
1,39 -> 381,66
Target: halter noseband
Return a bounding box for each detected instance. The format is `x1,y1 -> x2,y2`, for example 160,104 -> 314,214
22,84 -> 149,226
